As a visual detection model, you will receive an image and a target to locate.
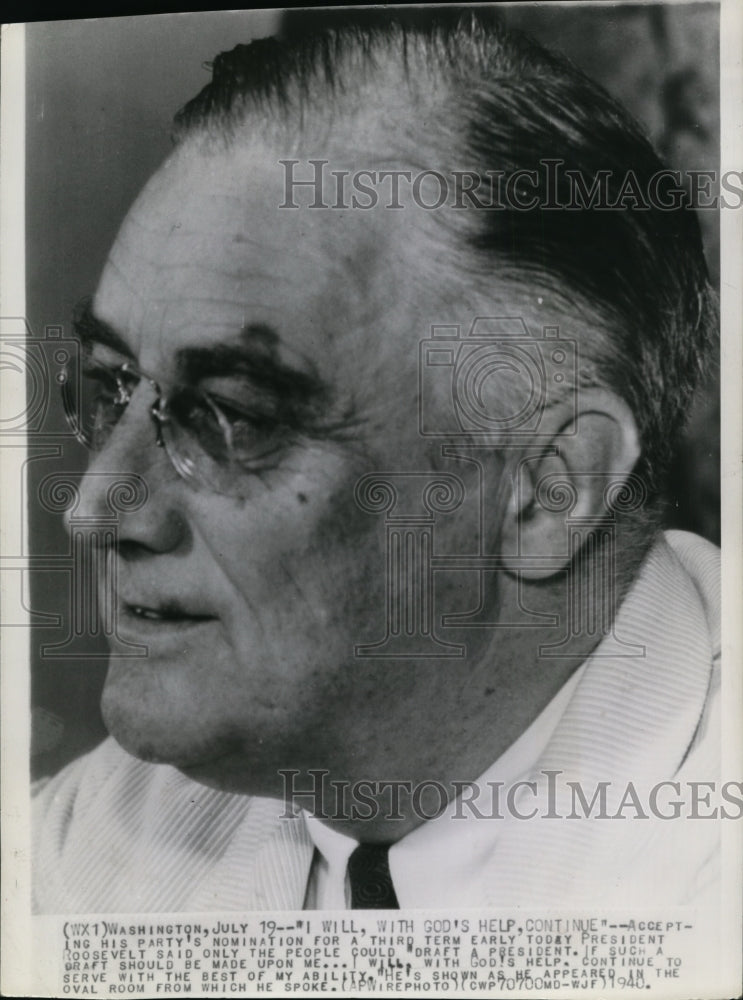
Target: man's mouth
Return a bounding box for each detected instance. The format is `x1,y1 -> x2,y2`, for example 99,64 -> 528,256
127,602 -> 214,623
106,566 -> 223,651
118,596 -> 218,635
110,598 -> 219,652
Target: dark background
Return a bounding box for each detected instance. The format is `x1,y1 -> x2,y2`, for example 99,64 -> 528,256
26,4 -> 720,780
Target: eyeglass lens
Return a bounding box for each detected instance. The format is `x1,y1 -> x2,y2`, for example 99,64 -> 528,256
61,352 -> 253,497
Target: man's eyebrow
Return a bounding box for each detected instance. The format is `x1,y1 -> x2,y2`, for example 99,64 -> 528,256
71,308 -> 345,431
72,300 -> 134,358
176,324 -> 330,413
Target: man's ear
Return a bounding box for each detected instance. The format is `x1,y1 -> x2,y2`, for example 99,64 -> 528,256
499,389 -> 641,580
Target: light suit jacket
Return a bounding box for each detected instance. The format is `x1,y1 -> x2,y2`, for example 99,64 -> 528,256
33,530 -> 722,913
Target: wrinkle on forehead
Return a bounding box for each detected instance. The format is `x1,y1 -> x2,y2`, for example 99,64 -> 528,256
92,135 -> 459,449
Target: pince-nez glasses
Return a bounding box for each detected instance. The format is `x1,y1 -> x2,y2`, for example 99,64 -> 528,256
61,355 -> 286,496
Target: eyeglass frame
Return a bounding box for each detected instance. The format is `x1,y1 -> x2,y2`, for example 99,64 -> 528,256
60,355 -> 268,496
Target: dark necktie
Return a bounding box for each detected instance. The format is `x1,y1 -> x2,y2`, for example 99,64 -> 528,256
348,842 -> 400,909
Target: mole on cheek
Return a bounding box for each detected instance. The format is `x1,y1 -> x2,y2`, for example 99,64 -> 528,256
297,492 -> 308,504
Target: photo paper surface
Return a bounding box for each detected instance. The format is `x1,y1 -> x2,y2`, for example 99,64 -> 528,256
1,4 -> 741,997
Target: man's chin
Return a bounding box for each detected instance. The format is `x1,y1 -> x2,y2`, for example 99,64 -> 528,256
173,735 -> 309,798
102,705 -> 284,796
106,725 -> 213,769
101,698 -> 229,771
175,757 -> 274,797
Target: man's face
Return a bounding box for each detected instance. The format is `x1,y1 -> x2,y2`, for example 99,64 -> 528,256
83,139 -> 486,793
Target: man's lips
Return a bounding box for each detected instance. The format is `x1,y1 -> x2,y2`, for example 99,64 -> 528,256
125,601 -> 215,623
106,557 -> 219,649
111,597 -> 219,651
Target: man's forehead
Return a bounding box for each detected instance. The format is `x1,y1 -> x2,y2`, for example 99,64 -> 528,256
129,137 -> 414,239
113,143 -> 352,262
92,139 -> 438,380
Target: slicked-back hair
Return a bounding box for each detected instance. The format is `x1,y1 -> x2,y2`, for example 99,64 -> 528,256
173,11 -> 717,500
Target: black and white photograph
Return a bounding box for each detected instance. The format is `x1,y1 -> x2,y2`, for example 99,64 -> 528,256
1,3 -> 741,997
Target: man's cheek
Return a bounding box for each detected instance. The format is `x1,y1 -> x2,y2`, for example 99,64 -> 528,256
224,502 -> 381,603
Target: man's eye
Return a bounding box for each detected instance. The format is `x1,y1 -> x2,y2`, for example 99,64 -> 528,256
82,365 -> 120,395
211,396 -> 271,430
80,366 -> 128,448
170,391 -> 230,462
208,395 -> 288,469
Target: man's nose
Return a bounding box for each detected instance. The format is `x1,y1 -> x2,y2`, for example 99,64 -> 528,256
66,392 -> 188,554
